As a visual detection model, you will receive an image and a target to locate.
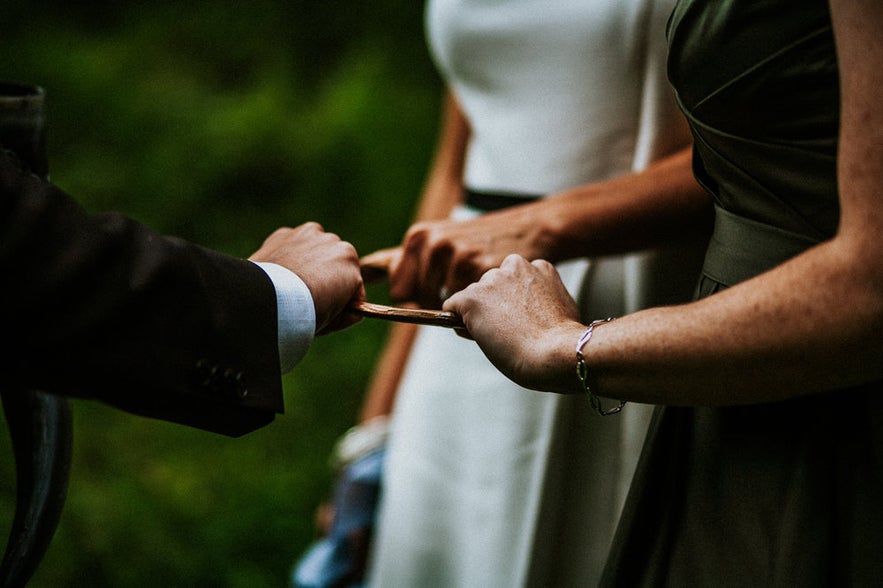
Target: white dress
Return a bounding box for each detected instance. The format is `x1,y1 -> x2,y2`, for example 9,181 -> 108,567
368,1 -> 701,586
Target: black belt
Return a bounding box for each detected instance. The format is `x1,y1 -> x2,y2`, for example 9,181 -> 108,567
464,188 -> 542,212
702,205 -> 824,287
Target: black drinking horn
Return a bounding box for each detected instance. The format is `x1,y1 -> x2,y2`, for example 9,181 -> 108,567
0,82 -> 74,588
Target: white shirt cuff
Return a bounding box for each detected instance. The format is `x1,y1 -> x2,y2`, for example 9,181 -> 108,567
252,261 -> 316,373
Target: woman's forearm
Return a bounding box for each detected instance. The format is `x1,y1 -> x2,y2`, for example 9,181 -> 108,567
534,146 -> 712,262
389,145 -> 711,302
448,238 -> 883,407
584,238 -> 883,405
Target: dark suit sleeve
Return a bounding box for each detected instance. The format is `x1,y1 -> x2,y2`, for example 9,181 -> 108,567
1,149 -> 285,437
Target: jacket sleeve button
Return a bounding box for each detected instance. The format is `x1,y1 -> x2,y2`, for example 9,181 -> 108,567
223,369 -> 248,400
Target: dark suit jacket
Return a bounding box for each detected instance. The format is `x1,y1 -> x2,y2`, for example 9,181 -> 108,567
2,148 -> 285,437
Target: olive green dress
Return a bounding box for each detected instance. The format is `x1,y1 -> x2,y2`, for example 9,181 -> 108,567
602,0 -> 883,585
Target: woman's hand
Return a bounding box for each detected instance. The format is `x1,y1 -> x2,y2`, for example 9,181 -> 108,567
443,254 -> 586,393
376,146 -> 709,310
374,202 -> 555,309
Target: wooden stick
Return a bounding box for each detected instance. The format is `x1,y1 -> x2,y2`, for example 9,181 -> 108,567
349,301 -> 464,329
356,250 -> 464,328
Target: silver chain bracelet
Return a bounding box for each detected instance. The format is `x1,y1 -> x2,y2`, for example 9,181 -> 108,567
576,317 -> 625,416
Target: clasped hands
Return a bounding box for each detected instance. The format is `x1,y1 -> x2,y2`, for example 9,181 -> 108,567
248,208 -> 583,391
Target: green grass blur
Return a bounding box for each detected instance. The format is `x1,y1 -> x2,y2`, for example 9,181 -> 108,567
0,1 -> 441,585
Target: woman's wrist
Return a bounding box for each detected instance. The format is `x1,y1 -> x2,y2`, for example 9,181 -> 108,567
530,320 -> 590,394
576,318 -> 626,415
523,193 -> 578,263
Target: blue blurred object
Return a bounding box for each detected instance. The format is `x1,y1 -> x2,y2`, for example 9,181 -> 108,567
292,447 -> 385,588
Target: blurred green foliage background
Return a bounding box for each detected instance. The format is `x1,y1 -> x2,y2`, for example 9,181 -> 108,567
1,1 -> 442,585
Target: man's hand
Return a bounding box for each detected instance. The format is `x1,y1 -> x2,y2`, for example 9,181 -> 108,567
250,222 -> 364,334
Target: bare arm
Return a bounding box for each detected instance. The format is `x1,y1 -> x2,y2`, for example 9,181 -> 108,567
384,145 -> 711,306
444,0 -> 883,406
